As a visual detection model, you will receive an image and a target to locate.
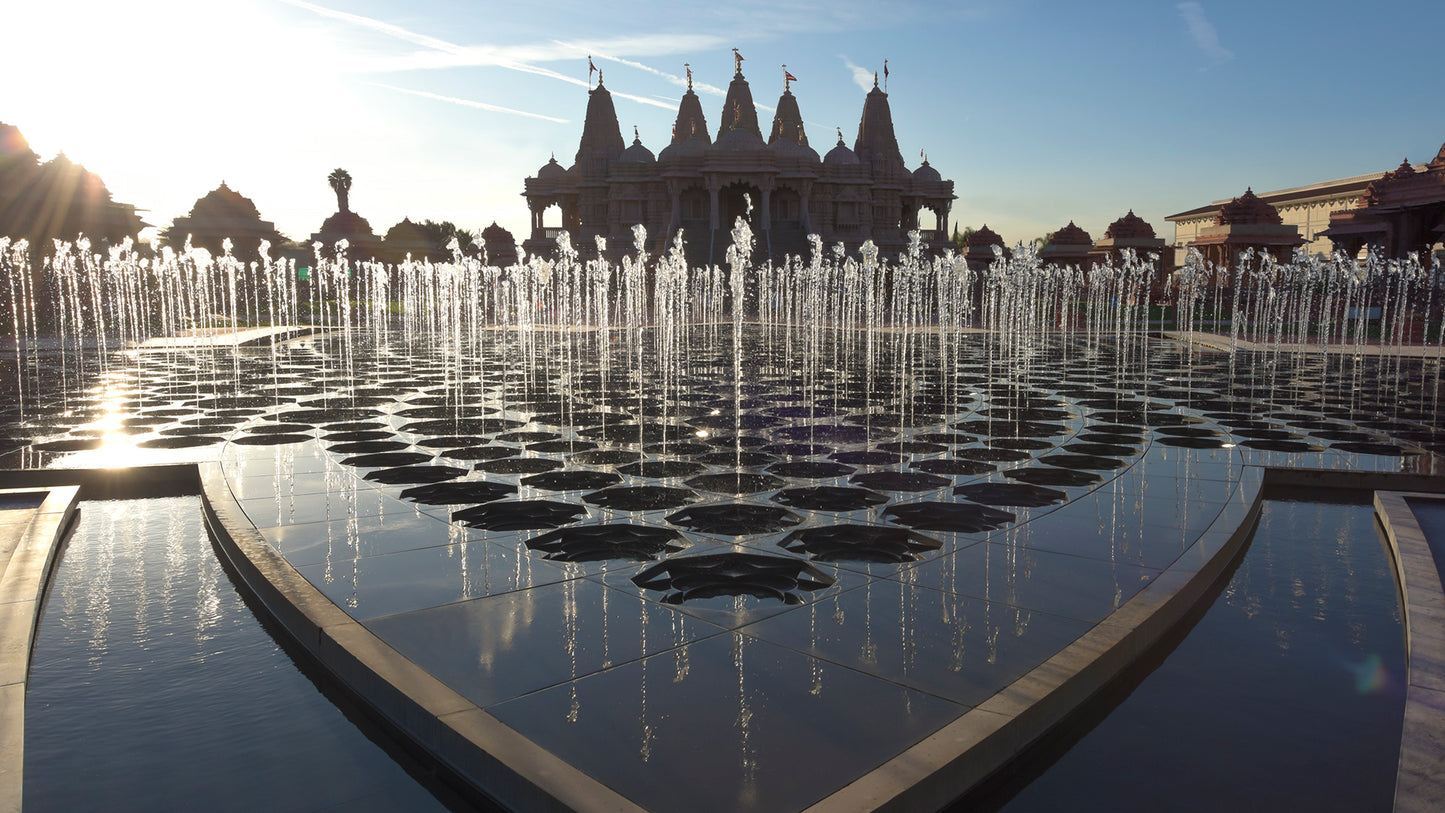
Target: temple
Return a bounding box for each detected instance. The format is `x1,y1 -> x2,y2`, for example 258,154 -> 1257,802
1184,188 -> 1304,272
1323,144 -> 1445,260
1166,139 -> 1445,265
164,182 -> 285,263
523,60 -> 955,263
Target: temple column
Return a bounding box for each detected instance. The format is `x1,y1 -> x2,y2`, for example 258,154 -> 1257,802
760,183 -> 772,227
799,180 -> 813,234
667,180 -> 682,233
708,183 -> 720,230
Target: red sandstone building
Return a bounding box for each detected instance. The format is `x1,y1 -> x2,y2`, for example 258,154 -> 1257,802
1323,145 -> 1445,260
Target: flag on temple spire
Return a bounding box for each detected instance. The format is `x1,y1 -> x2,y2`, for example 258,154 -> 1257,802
884,59 -> 889,91
588,56 -> 597,84
785,70 -> 797,83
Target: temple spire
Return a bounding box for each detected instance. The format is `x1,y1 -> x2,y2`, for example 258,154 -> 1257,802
575,81 -> 625,174
768,80 -> 808,147
717,63 -> 762,142
854,81 -> 904,173
670,80 -> 711,146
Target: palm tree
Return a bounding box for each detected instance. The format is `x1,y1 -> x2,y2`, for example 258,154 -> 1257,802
328,168 -> 352,213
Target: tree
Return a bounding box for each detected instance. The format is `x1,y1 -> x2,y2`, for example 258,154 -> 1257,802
328,168 -> 352,213
417,220 -> 479,257
950,225 -> 975,251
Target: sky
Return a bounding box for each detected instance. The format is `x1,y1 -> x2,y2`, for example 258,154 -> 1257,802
3,0 -> 1442,251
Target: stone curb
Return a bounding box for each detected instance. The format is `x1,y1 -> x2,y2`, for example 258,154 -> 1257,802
0,485 -> 80,813
801,468 -> 1265,811
197,461 -> 645,813
1372,491 -> 1445,813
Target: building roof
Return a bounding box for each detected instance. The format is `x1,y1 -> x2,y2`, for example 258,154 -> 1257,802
537,156 -> 566,180
1165,167 -> 1424,222
618,134 -> 656,164
912,160 -> 941,183
966,224 -> 1004,249
1047,221 -> 1092,245
1104,210 -> 1157,240
824,136 -> 859,165
1215,188 -> 1283,225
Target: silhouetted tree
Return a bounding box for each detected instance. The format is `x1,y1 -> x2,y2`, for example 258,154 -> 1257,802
1,124 -> 145,311
950,225 -> 974,252
417,220 -> 479,257
328,168 -> 352,213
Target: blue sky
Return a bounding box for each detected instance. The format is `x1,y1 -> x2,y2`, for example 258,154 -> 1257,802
4,0 -> 1441,251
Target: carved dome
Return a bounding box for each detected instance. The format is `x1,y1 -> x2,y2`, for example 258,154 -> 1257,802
767,138 -> 820,161
318,209 -> 375,238
537,156 -> 567,180
824,137 -> 859,165
966,224 -> 1005,249
1103,210 -> 1156,240
713,126 -> 767,152
1215,188 -> 1282,226
384,217 -> 427,242
912,160 -> 941,183
617,136 -> 655,163
658,138 -> 710,162
190,181 -> 263,221
1047,221 -> 1092,246
482,221 -> 515,242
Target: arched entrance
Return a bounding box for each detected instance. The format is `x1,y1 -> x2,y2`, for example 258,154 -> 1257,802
720,182 -> 762,231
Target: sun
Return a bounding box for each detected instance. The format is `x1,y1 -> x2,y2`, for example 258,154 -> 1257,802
3,0 -> 341,219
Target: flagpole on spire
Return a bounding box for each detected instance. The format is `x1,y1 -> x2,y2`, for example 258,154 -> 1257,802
884,58 -> 889,92
732,47 -> 744,75
685,62 -> 692,91
782,64 -> 790,92
588,55 -> 597,89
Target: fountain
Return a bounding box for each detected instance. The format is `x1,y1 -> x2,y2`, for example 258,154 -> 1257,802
2,226 -> 1441,810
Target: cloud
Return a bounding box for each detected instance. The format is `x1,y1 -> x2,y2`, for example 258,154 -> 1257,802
839,56 -> 876,93
1177,2 -> 1234,65
558,41 -> 729,97
371,84 -> 569,123
281,1 -> 676,111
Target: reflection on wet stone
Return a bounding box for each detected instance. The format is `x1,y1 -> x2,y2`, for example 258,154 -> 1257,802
363,465 -> 467,485
400,481 -> 516,505
884,502 -> 1016,532
954,482 -> 1068,507
632,551 -> 834,604
779,524 -> 941,563
582,486 -> 700,511
850,471 -> 953,492
527,524 -> 687,562
772,486 -> 889,512
519,470 -> 623,491
684,472 -> 786,494
666,504 -> 805,535
451,500 -> 587,530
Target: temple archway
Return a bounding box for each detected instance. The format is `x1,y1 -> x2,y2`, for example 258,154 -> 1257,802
721,182 -> 762,230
